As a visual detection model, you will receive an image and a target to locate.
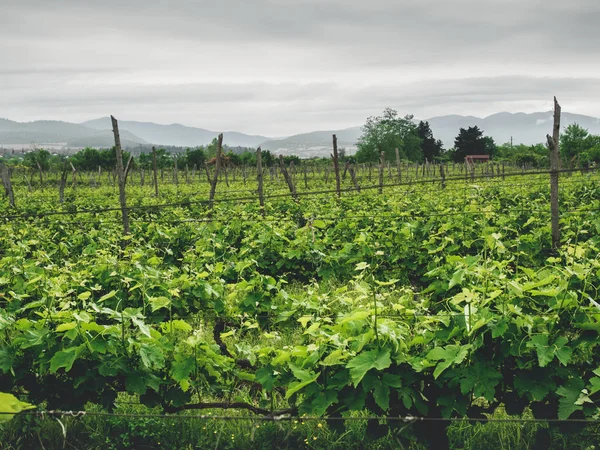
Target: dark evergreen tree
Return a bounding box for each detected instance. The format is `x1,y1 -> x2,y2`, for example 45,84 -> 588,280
417,121 -> 444,161
452,126 -> 490,162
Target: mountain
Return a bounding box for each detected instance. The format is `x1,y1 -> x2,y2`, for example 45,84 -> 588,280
426,111 -> 600,148
2,111 -> 600,156
82,117 -> 270,148
0,118 -> 146,149
260,126 -> 362,157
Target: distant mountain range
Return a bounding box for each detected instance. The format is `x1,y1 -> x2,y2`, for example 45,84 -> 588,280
426,111 -> 600,149
2,112 -> 600,156
82,117 -> 269,148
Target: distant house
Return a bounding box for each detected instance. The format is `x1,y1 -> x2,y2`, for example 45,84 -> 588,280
465,155 -> 490,164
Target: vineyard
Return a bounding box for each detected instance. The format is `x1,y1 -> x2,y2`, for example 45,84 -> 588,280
2,133 -> 600,449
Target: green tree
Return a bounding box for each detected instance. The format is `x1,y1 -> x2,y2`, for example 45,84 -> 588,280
452,126 -> 493,162
355,108 -> 422,163
23,149 -> 51,172
417,121 -> 444,161
184,147 -> 207,168
559,123 -> 599,166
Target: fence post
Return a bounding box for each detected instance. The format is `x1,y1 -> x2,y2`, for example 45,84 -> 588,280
349,164 -> 360,192
110,115 -> 130,235
256,147 -> 265,216
547,96 -> 561,249
1,163 -> 15,207
152,146 -> 159,197
378,151 -> 384,194
209,134 -> 223,208
395,148 -> 401,182
279,155 -> 298,201
440,163 -> 446,189
332,134 -> 341,197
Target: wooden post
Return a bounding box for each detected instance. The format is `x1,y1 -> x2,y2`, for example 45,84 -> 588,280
256,147 -> 265,216
209,134 -> 223,208
547,96 -> 561,249
332,134 -> 341,197
395,148 -> 401,182
59,161 -> 68,203
173,157 -> 179,186
349,164 -> 360,192
278,155 -> 298,201
378,151 -> 384,194
303,164 -> 308,189
152,147 -> 159,197
440,163 -> 446,189
110,115 -> 130,235
1,163 -> 15,207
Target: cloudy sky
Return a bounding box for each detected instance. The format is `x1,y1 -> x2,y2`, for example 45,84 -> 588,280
2,0 -> 600,136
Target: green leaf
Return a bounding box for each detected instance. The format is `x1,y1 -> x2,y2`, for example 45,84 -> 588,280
448,269 -> 465,290
426,345 -> 470,379
50,346 -> 82,373
312,220 -> 327,229
306,390 -> 337,415
148,296 -> 171,312
98,290 -> 117,302
0,349 -> 14,374
56,322 -> 77,332
373,383 -> 390,411
77,292 -> 91,301
321,349 -> 349,367
354,262 -> 370,271
285,374 -> 319,399
139,343 -> 165,369
256,367 -> 276,391
171,355 -> 194,382
527,335 -> 554,367
382,373 -> 402,388
557,379 -> 585,419
131,317 -> 151,338
346,348 -> 392,387
0,393 -> 35,423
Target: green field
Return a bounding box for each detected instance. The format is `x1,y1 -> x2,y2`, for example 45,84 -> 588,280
1,165 -> 600,449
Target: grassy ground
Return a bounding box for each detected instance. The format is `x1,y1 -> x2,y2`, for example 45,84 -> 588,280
1,401 -> 599,450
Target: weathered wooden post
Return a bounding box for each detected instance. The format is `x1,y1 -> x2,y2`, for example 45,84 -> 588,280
279,155 -> 298,201
1,163 -> 15,207
332,134 -> 341,197
152,146 -> 159,197
110,115 -> 130,235
547,97 -> 561,249
256,147 -> 265,216
395,148 -> 401,182
209,134 -> 223,208
378,151 -> 384,194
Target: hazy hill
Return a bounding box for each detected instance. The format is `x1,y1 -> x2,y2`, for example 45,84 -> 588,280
427,111 -> 600,148
260,126 -> 362,157
0,118 -> 146,148
82,117 -> 270,148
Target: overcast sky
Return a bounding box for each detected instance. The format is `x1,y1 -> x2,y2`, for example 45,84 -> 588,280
2,0 -> 600,136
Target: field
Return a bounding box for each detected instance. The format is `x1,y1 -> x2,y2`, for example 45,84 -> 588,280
1,162 -> 600,449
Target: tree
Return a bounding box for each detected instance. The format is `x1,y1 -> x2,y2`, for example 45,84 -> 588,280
355,108 -> 422,163
23,149 -> 51,172
184,147 -> 207,168
452,126 -> 492,162
560,123 -> 595,166
417,121 -> 444,161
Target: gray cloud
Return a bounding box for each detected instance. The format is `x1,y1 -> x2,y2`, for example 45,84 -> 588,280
2,0 -> 599,135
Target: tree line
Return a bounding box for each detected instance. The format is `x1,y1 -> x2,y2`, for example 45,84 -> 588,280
2,109 -> 600,171
354,108 -> 600,167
